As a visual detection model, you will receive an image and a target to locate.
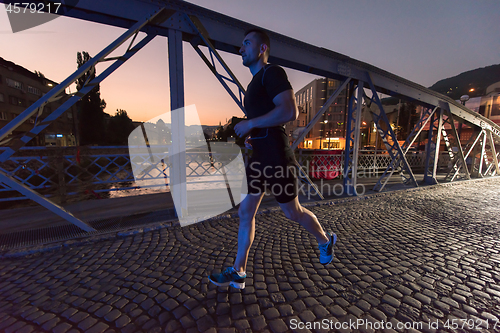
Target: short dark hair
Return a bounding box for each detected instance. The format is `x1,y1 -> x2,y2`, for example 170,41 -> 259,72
244,28 -> 270,55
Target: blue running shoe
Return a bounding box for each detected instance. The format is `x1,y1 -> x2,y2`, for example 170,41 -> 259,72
209,267 -> 246,289
318,232 -> 337,265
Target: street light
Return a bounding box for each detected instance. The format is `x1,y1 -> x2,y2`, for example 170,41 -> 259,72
458,95 -> 470,137
460,94 -> 470,106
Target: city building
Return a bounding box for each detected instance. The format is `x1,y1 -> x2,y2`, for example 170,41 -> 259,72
286,77 -> 500,152
0,56 -> 77,147
461,81 -> 500,124
285,78 -> 348,150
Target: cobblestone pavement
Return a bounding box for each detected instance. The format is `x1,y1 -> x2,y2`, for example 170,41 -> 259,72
1,178 -> 500,333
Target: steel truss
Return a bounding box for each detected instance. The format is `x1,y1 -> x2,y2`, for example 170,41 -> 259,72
438,106 -> 470,182
0,8 -> 170,231
185,15 -> 246,115
373,106 -> 437,191
343,81 -> 364,195
424,103 -> 472,184
362,76 -> 417,192
291,79 -> 351,151
0,0 -> 498,217
474,130 -> 500,177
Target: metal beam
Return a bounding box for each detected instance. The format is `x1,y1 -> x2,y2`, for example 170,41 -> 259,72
372,105 -> 437,190
440,106 -> 470,181
423,109 -> 446,184
168,28 -> 187,219
0,8 -> 167,231
291,78 -> 350,151
186,14 -> 247,115
488,131 -> 500,175
403,106 -> 438,154
343,81 -> 363,195
478,131 -> 487,177
365,75 -> 417,192
0,170 -> 96,232
0,8 -> 168,162
485,151 -> 500,176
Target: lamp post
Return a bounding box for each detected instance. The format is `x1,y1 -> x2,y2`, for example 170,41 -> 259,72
458,94 -> 470,137
460,94 -> 470,106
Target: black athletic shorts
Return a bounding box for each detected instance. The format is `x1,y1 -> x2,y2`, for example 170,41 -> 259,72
244,154 -> 298,204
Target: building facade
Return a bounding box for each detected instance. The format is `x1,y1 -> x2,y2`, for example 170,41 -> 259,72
285,78 -> 348,150
0,57 -> 77,147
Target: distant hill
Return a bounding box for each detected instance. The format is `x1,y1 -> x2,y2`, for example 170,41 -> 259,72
428,64 -> 500,100
382,64 -> 500,105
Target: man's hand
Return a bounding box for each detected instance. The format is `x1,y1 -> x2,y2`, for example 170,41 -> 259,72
234,119 -> 254,138
244,136 -> 253,150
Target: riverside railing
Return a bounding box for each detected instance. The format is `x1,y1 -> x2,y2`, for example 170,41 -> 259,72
0,145 -> 450,204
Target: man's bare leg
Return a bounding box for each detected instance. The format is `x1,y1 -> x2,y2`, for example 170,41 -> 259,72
279,196 -> 329,244
233,192 -> 265,273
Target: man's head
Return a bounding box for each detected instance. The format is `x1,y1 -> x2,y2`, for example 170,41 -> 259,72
240,28 -> 270,68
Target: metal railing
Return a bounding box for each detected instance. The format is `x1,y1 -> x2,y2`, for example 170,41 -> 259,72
0,146 -> 451,204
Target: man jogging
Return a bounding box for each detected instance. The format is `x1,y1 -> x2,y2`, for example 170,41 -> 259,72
209,28 -> 336,289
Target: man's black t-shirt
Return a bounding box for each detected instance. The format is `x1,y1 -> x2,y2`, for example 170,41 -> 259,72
244,64 -> 294,161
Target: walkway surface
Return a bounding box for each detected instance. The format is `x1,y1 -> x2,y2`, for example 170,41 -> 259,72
1,178 -> 500,333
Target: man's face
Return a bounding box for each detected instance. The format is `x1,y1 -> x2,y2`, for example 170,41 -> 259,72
239,32 -> 263,67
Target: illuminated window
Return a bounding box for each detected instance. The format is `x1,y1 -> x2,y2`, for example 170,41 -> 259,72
323,141 -> 340,149
491,96 -> 500,116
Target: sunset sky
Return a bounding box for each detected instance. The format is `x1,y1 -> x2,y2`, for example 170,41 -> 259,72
1,0 -> 499,126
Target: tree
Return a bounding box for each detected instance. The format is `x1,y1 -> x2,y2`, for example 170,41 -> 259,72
34,71 -> 45,78
216,116 -> 246,146
105,109 -> 135,145
75,51 -> 107,145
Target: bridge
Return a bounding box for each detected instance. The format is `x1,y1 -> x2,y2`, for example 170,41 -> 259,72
0,1 -> 499,332
0,0 -> 499,231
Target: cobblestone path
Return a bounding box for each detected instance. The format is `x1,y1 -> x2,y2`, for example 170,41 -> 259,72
1,179 -> 500,333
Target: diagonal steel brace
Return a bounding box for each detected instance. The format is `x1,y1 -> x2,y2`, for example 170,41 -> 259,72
365,74 -> 417,191
440,107 -> 470,181
371,105 -> 437,190
0,170 -> 96,232
185,14 -> 247,115
0,8 -> 170,162
292,78 -> 350,151
0,8 -> 170,232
